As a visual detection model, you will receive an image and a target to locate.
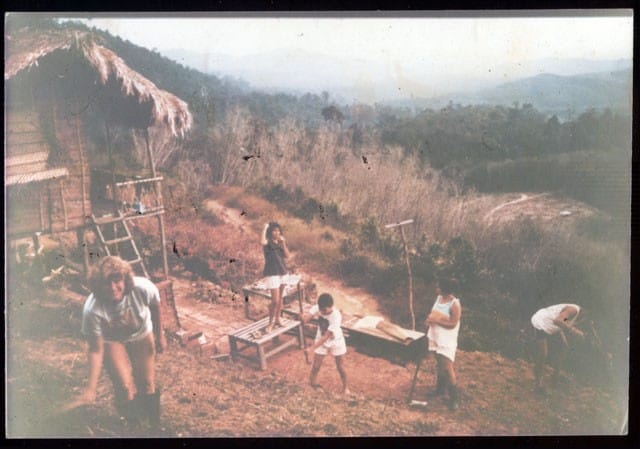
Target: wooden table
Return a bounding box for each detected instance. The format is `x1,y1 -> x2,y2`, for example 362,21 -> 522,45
341,315 -> 428,366
228,316 -> 304,370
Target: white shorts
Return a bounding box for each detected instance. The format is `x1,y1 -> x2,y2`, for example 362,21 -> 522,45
263,275 -> 285,290
428,340 -> 457,362
314,341 -> 347,356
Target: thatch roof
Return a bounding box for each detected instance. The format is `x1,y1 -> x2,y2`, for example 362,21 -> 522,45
5,27 -> 192,137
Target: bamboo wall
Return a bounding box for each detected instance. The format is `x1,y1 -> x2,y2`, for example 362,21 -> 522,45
5,105 -> 91,237
51,103 -> 92,232
6,109 -> 54,236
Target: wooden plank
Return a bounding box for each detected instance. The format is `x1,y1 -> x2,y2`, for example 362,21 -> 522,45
6,132 -> 47,146
233,317 -> 270,338
5,162 -> 50,177
264,337 -> 298,359
5,121 -> 40,134
252,319 -> 300,344
5,151 -> 49,166
115,176 -> 164,187
6,142 -> 50,157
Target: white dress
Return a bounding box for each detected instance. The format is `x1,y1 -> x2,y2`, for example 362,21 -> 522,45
427,295 -> 461,362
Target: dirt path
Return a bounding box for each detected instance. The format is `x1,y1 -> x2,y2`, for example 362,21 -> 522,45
204,199 -> 255,233
483,193 -> 547,221
203,198 -> 385,319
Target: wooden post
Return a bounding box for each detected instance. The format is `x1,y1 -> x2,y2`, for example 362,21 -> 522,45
77,227 -> 90,280
105,122 -> 120,255
385,219 -> 416,331
144,128 -> 170,280
297,283 -> 310,364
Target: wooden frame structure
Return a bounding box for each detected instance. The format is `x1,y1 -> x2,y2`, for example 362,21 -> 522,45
228,316 -> 304,370
5,24 -> 192,282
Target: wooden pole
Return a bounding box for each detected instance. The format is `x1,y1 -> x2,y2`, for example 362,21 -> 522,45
400,226 -> 416,331
144,128 -> 170,280
385,219 -> 416,331
105,122 -> 120,255
297,283 -> 310,364
77,227 -> 90,280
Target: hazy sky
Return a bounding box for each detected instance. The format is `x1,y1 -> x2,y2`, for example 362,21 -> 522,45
59,13 -> 634,101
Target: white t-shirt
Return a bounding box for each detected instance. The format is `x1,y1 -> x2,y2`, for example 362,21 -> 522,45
531,303 -> 581,335
309,304 -> 345,348
81,276 -> 160,342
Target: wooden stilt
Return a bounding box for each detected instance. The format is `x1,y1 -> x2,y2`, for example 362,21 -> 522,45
144,128 -> 169,280
77,227 -> 90,280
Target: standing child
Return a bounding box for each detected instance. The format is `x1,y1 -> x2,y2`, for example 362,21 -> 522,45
302,293 -> 351,396
261,222 -> 291,334
424,278 -> 462,410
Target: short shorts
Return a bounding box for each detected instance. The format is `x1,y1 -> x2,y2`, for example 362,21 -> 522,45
263,275 -> 285,290
314,341 -> 347,356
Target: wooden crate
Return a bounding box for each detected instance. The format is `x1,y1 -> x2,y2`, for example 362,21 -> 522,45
228,316 -> 304,370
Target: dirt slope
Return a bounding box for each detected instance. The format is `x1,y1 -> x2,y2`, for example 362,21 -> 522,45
5,193 -> 626,437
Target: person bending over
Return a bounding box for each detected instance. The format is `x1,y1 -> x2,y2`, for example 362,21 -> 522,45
65,256 -> 166,430
302,293 -> 351,396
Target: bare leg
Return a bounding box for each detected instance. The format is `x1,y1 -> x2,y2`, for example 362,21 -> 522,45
440,355 -> 458,410
335,355 -> 349,394
128,333 -> 156,395
441,356 -> 456,387
534,338 -> 548,390
274,284 -> 285,325
104,341 -> 136,402
550,335 -> 568,385
266,287 -> 279,332
104,341 -> 138,422
310,353 -> 325,387
128,333 -> 161,429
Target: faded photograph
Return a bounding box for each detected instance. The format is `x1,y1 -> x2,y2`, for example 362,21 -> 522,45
5,11 -> 631,437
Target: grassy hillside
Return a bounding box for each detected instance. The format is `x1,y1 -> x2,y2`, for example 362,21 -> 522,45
6,261 -> 627,437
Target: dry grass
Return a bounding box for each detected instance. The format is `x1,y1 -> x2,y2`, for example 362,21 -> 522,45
5,278 -> 627,437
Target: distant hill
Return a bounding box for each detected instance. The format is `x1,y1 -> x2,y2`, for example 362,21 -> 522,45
160,47 -> 632,114
406,69 -> 632,119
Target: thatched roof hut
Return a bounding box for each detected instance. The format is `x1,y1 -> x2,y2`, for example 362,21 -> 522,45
5,26 -> 192,137
5,24 -> 193,278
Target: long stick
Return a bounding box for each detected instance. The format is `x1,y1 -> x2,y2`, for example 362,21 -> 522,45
407,357 -> 423,403
385,219 -> 416,331
298,283 -> 310,364
400,226 -> 416,331
144,128 -> 170,280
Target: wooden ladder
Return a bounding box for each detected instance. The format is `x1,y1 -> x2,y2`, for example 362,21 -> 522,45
91,212 -> 149,277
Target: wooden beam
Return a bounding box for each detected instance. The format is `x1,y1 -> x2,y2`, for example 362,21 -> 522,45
144,128 -> 169,280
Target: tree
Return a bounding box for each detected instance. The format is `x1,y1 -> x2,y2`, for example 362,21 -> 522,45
321,105 -> 344,126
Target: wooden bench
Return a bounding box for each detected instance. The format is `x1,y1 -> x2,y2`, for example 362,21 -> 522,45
228,316 -> 304,370
242,282 -> 305,320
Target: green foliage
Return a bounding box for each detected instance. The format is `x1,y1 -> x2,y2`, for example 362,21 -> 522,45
381,103 -> 630,173
464,150 -> 631,217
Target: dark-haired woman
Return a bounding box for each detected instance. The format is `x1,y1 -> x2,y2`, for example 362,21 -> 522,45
261,222 -> 291,334
425,278 -> 462,410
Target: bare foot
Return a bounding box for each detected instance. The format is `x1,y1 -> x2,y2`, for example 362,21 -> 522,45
342,388 -> 353,397
264,324 -> 274,335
